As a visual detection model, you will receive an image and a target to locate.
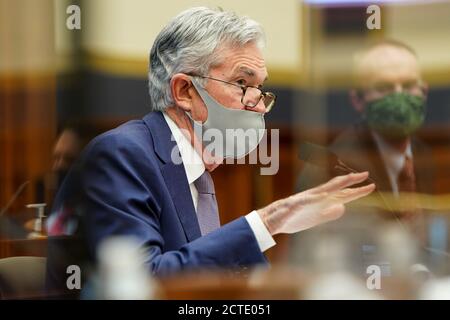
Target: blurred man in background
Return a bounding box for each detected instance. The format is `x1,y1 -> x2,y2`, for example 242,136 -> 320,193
292,40 -> 445,277
298,40 -> 432,237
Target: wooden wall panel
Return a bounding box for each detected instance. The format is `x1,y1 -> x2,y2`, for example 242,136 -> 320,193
0,0 -> 56,221
0,75 -> 56,216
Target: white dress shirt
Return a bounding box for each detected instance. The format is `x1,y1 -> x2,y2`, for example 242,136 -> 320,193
163,112 -> 276,252
371,131 -> 413,197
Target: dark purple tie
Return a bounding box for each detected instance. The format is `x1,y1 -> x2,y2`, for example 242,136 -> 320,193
194,171 -> 220,236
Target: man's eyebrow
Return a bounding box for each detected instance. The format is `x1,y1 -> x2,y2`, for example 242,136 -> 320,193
234,66 -> 268,82
238,66 -> 255,77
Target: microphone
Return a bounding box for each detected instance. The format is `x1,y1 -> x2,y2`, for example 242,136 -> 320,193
299,142 -> 376,184
299,142 -> 338,169
299,142 -> 402,221
0,181 -> 30,217
299,143 -> 450,270
0,181 -> 30,238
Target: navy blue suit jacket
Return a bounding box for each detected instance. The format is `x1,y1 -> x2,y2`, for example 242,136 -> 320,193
47,111 -> 266,291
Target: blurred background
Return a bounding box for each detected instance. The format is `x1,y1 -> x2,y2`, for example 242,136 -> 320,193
1,0 -> 450,299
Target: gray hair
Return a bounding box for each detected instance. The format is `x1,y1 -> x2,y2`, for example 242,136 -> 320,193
148,7 -> 265,112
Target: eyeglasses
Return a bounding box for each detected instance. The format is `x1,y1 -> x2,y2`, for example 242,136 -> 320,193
189,74 -> 276,113
368,80 -> 426,96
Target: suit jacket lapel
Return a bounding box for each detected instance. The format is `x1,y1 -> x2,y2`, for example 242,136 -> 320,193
332,123 -> 394,212
143,112 -> 202,242
411,137 -> 435,194
160,163 -> 202,242
333,123 -> 393,193
358,127 -> 393,193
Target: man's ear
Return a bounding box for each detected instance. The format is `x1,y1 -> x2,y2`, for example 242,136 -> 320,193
170,74 -> 196,112
349,89 -> 365,114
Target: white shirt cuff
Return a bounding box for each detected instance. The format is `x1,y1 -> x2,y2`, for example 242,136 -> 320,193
245,210 -> 276,252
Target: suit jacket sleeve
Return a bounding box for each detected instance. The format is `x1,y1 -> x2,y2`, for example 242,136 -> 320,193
79,132 -> 267,276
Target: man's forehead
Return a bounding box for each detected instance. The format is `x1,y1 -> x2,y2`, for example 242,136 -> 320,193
214,43 -> 267,79
356,45 -> 421,82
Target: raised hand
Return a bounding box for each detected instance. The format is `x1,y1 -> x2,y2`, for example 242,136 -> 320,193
257,172 -> 375,235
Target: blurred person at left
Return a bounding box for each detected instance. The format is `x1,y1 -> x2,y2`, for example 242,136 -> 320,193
43,125 -> 87,236
25,124 -> 89,236
52,126 -> 84,188
1,125 -> 87,239
34,125 -> 85,203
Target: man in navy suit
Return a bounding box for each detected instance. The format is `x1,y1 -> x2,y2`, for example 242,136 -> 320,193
46,7 -> 374,297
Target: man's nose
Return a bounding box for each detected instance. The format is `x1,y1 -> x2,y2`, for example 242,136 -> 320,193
243,88 -> 267,113
245,99 -> 266,114
394,84 -> 404,93
253,102 -> 266,113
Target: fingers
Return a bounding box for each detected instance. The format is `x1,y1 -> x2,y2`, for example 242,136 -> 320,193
284,181 -> 375,214
286,191 -> 329,207
311,171 -> 370,194
329,183 -> 376,204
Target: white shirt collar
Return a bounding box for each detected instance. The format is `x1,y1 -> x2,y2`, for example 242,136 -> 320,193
163,112 -> 205,184
371,131 -> 413,192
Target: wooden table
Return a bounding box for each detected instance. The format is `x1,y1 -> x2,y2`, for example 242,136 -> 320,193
156,266 -> 416,300
0,237 -> 47,259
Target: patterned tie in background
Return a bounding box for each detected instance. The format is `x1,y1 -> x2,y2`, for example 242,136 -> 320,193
194,170 -> 220,236
397,155 -> 426,242
398,156 -> 416,192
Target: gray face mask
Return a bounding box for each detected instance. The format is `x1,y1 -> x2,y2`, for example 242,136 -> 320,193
188,77 -> 265,159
